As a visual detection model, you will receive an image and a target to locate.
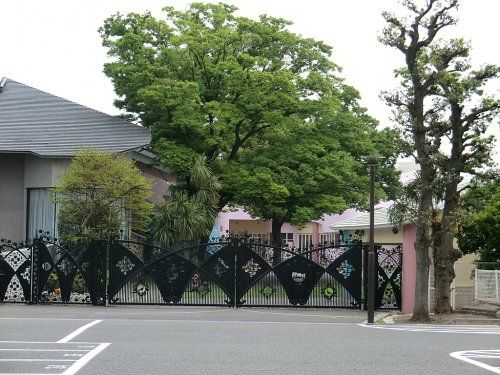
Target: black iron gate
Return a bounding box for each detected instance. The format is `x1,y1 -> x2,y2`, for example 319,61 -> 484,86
363,244 -> 403,310
107,237 -> 363,308
0,235 -> 402,309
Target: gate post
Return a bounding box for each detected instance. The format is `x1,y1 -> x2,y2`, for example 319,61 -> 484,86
233,237 -> 239,308
104,238 -> 111,306
28,240 -> 40,304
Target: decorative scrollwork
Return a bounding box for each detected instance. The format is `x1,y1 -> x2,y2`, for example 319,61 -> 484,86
3,250 -> 27,271
116,256 -> 134,275
133,283 -> 149,297
57,258 -> 76,276
336,260 -> 354,279
213,259 -> 229,276
259,285 -> 276,299
21,266 -> 31,283
321,283 -> 337,299
242,259 -> 261,277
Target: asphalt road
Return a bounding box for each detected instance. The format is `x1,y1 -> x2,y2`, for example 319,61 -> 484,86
0,304 -> 499,375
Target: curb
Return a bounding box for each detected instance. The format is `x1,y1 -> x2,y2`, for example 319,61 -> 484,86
362,312 -> 395,324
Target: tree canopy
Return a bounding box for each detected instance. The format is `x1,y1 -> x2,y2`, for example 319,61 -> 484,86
53,148 -> 152,241
100,2 -> 400,220
455,178 -> 500,263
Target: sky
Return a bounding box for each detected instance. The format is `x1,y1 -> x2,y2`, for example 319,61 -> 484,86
0,0 -> 499,159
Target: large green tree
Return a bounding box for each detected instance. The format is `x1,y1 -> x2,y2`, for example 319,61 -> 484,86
99,3 -> 396,215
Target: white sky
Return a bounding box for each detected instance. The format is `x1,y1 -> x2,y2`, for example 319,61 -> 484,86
1,0 -> 498,159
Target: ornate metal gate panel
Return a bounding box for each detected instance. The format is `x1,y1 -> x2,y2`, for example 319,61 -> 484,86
0,240 -> 31,302
375,244 -> 402,309
237,241 -> 362,307
108,239 -> 235,305
31,236 -> 107,305
107,238 -> 363,308
363,244 -> 402,310
1,236 -> 401,310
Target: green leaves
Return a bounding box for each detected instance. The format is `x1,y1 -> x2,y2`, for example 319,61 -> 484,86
101,2 -> 400,234
100,3 -> 347,178
153,156 -> 220,246
53,148 -> 153,241
455,178 -> 500,262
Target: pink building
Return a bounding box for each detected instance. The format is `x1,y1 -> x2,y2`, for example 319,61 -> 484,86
216,207 -> 361,248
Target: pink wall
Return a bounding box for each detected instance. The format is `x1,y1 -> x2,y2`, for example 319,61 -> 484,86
402,223 -> 417,314
218,207 -> 364,235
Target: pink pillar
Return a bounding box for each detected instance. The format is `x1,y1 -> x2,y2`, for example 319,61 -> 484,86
402,224 -> 417,313
312,222 -> 320,245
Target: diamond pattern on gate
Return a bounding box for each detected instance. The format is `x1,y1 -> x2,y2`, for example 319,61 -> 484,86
3,250 -> 28,272
4,275 -> 24,302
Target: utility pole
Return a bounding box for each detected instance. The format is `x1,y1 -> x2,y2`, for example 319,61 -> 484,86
363,156 -> 384,324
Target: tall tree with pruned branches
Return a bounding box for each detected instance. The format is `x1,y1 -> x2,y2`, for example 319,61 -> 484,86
381,0 -> 498,320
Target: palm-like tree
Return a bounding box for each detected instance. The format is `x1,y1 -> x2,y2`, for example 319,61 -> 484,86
153,156 -> 220,246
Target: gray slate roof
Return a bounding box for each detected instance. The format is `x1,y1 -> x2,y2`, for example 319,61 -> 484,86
0,78 -> 151,157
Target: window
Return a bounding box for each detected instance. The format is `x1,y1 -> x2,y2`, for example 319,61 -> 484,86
27,188 -> 58,242
27,188 -> 130,242
249,233 -> 267,242
281,232 -> 294,247
319,233 -> 340,245
298,233 -> 312,250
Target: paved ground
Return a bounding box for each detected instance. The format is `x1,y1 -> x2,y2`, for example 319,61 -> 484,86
0,304 -> 499,374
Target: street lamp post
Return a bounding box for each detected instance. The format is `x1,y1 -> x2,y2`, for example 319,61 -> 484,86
363,156 -> 384,324
367,161 -> 376,323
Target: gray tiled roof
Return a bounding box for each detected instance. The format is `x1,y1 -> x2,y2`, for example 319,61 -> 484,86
0,78 -> 151,157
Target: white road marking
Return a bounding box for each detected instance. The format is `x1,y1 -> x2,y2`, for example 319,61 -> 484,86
57,320 -> 102,343
0,318 -> 90,321
94,309 -> 233,315
98,318 -> 356,325
246,310 -> 359,318
0,359 -> 77,362
0,341 -> 109,375
359,323 -> 500,334
61,343 -> 110,375
450,350 -> 500,374
0,349 -> 91,352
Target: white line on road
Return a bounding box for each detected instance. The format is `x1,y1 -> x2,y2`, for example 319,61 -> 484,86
93,309 -> 233,315
61,343 -> 110,375
358,323 -> 500,334
57,320 -> 102,343
246,310 -> 360,319
0,349 -> 91,352
0,318 -> 91,321
94,318 -> 356,325
0,359 -> 77,362
450,350 -> 500,374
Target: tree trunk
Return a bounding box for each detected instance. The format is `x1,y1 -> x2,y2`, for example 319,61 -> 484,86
411,216 -> 432,322
271,219 -> 284,265
411,148 -> 434,322
433,230 -> 461,313
433,181 -> 462,314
